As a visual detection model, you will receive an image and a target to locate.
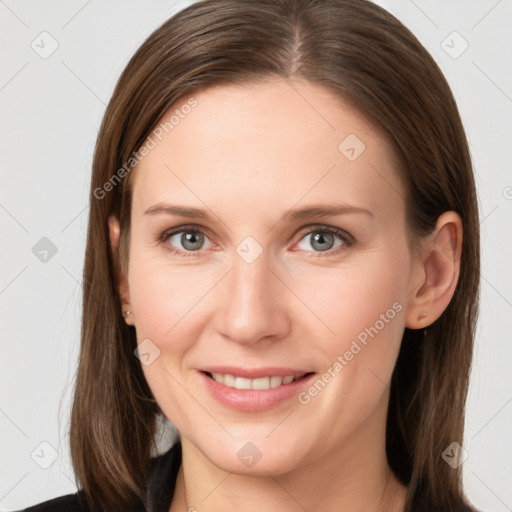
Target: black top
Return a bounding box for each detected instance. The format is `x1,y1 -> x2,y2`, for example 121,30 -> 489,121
22,442 -> 182,512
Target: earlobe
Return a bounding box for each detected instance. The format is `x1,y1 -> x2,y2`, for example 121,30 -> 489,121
108,215 -> 135,326
405,211 -> 462,330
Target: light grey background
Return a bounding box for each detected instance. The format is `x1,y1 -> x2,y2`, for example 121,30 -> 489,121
0,1 -> 510,511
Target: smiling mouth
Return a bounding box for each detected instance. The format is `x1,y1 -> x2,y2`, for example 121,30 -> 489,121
203,371 -> 315,390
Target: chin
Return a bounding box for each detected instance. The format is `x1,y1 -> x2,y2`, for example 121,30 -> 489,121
196,435 -> 309,477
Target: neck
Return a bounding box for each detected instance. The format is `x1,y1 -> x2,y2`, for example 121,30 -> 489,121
169,400 -> 407,512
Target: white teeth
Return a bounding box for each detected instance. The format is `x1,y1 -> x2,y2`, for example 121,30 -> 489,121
223,374 -> 235,387
212,372 -> 224,384
252,377 -> 270,390
235,377 -> 252,390
270,376 -> 282,388
210,373 -> 302,390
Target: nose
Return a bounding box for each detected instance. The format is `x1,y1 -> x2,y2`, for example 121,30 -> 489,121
213,249 -> 291,346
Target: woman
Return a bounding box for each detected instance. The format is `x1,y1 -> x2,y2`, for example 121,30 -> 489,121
25,0 -> 480,510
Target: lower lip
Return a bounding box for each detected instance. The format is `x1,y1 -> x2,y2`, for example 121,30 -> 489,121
199,371 -> 316,412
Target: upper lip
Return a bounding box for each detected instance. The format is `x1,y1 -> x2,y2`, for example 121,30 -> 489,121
200,366 -> 314,379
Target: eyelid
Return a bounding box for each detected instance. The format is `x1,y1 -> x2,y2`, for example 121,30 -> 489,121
294,223 -> 354,244
157,224 -> 216,243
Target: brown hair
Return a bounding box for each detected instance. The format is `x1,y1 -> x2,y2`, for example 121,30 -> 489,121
70,0 -> 480,510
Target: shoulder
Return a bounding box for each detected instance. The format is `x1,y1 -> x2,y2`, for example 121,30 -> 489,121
23,490 -> 89,511
22,442 -> 182,512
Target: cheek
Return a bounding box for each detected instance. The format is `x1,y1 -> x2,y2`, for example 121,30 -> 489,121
127,256 -> 209,427
126,252 -> 221,418
293,251 -> 409,355
337,268 -> 406,350
312,250 -> 409,418
128,251 -> 211,343
292,250 -> 409,414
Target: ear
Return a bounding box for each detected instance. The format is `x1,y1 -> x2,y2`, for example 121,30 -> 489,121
108,215 -> 135,326
405,211 -> 463,329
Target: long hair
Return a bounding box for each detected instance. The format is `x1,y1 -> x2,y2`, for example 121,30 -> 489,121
70,1 -> 480,510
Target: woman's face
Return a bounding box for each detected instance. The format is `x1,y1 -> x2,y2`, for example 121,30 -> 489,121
116,78 -> 421,475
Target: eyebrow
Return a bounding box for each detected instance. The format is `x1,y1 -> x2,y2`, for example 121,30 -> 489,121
143,202 -> 374,221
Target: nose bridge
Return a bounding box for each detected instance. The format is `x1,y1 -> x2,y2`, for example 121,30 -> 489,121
216,247 -> 289,344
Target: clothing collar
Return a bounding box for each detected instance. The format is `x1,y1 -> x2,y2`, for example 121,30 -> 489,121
145,441 -> 182,511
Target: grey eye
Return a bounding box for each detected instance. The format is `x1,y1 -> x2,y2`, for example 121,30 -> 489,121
170,231 -> 206,251
297,231 -> 345,252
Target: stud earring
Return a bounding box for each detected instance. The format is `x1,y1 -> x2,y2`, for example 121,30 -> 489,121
122,304 -> 132,320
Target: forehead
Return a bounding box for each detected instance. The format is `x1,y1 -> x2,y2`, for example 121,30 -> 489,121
131,78 -> 405,223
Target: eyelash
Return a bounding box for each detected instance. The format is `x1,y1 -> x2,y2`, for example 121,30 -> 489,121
156,224 -> 354,258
